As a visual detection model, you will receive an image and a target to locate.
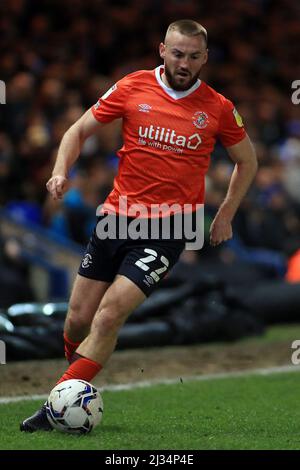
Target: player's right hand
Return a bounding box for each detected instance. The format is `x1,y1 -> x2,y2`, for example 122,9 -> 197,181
46,175 -> 69,200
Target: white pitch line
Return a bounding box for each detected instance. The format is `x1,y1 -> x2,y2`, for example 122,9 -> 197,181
1,364 -> 300,405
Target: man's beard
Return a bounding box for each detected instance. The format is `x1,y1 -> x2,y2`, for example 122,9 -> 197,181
164,63 -> 201,91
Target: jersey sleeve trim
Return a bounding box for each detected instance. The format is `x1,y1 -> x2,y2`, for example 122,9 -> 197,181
217,96 -> 246,147
91,103 -> 107,123
222,132 -> 247,148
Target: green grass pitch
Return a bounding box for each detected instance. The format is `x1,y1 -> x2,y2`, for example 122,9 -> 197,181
1,370 -> 300,450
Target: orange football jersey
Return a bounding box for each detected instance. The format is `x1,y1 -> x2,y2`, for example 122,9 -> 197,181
91,66 -> 246,216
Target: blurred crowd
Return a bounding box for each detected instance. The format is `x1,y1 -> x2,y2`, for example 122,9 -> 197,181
1,0 -> 300,293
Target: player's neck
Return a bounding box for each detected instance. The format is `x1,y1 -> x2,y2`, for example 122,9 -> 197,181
161,71 -> 172,89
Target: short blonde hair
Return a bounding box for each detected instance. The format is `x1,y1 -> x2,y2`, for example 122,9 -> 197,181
165,19 -> 208,46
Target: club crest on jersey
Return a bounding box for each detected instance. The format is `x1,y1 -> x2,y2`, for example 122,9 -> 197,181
193,111 -> 209,129
139,103 -> 152,113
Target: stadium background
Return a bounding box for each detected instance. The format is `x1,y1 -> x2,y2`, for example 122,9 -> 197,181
0,0 -> 300,407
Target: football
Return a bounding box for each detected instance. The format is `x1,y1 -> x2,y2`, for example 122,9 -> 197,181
46,379 -> 103,434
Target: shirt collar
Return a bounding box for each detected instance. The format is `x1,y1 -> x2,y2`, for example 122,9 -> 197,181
155,65 -> 201,100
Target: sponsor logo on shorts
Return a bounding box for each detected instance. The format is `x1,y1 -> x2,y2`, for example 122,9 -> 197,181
81,253 -> 93,268
145,275 -> 154,285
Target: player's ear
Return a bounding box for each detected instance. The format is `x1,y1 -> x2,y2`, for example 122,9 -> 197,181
159,43 -> 166,60
203,49 -> 209,65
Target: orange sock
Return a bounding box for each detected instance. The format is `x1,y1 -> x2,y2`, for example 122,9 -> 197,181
63,332 -> 81,363
56,356 -> 102,385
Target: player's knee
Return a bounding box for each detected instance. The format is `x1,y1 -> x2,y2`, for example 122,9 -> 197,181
65,301 -> 91,332
92,305 -> 125,336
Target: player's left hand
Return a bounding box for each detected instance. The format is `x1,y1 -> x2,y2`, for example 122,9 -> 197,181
209,215 -> 233,246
